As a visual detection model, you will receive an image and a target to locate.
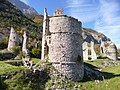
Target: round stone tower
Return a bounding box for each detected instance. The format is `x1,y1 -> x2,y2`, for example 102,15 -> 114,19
41,8 -> 84,81
48,16 -> 84,81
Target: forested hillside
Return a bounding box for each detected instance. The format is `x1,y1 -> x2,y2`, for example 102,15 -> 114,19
0,0 -> 42,39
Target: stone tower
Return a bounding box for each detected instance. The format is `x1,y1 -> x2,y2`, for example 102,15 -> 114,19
8,27 -> 19,51
41,8 -> 84,81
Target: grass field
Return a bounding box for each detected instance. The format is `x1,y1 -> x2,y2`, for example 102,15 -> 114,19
78,59 -> 120,90
0,58 -> 120,90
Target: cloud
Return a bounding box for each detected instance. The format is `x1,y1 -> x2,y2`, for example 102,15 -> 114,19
20,0 -> 29,5
66,0 -> 100,22
66,0 -> 120,48
95,0 -> 120,48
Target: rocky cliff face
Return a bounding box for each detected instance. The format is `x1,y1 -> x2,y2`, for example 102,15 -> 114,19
8,0 -> 38,19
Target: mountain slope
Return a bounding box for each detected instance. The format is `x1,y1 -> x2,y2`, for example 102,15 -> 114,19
8,0 -> 38,19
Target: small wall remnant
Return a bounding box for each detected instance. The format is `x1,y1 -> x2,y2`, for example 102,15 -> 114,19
106,42 -> 118,60
41,8 -> 49,60
53,8 -> 64,16
100,40 -> 106,54
7,27 -> 19,51
100,41 -> 118,60
22,31 -> 32,69
22,31 -> 28,52
83,41 -> 88,60
83,41 -> 97,60
91,41 -> 97,60
41,8 -> 84,81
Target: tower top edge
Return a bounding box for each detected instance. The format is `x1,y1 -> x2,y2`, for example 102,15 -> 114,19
49,15 -> 81,22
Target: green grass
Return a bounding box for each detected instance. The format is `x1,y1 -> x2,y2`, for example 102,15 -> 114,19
4,69 -> 44,90
45,59 -> 120,90
1,58 -> 120,90
84,59 -> 107,68
0,58 -> 41,75
0,60 -> 25,75
77,59 -> 120,90
32,58 -> 41,64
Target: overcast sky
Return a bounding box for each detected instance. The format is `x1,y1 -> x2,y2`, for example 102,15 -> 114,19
20,0 -> 120,48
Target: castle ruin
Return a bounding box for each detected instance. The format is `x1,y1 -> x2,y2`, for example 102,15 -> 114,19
41,8 -> 84,81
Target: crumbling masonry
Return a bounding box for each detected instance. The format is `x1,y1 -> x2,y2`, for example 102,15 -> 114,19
41,8 -> 84,81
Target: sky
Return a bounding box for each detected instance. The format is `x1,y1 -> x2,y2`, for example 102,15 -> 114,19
20,0 -> 120,48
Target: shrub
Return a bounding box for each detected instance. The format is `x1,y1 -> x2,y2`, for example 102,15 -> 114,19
0,37 -> 8,50
0,51 -> 16,61
12,46 -> 21,55
32,48 -> 41,58
0,75 -> 6,90
27,44 -> 34,51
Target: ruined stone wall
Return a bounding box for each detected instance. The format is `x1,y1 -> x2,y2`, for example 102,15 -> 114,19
22,31 -> 28,51
48,16 -> 84,81
83,42 -> 88,60
106,42 -> 118,60
83,41 -> 97,60
8,27 -> 19,51
91,41 -> 97,60
100,41 -> 118,60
